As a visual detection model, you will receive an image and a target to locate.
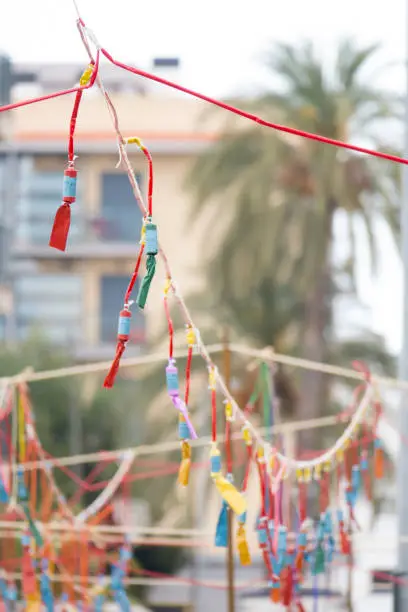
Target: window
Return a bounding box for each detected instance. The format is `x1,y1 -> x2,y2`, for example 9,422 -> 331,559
17,170 -> 82,245
100,275 -> 145,343
101,173 -> 143,242
14,274 -> 83,345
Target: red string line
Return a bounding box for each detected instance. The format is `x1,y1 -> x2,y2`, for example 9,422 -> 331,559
123,466 -> 131,527
225,420 -> 233,475
100,48 -> 408,167
68,460 -> 113,506
124,242 -> 145,305
256,455 -> 266,516
0,51 -> 100,114
241,444 -> 252,492
15,419 -> 380,500
3,547 -> 408,592
62,450 -> 249,492
139,145 -> 154,217
68,90 -> 83,163
184,345 -> 193,405
0,27 -> 404,168
211,387 -> 217,443
298,481 -> 307,524
163,293 -> 174,360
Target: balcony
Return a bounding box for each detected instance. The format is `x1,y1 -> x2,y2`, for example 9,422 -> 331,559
73,329 -> 146,362
15,312 -> 146,362
12,213 -> 142,261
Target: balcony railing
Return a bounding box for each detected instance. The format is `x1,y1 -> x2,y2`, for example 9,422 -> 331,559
14,314 -> 146,361
12,213 -> 143,259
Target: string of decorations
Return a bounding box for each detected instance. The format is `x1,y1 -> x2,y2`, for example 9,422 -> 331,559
0,365 -> 389,609
0,6 -> 396,609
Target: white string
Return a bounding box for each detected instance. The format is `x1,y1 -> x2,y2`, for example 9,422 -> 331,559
25,403 -> 76,522
1,569 -> 266,589
279,384 -> 373,470
6,408 -> 368,472
0,520 -> 212,537
24,392 -> 138,527
0,345 -> 225,385
2,343 -> 408,391
71,0 -> 81,20
75,21 -> 375,479
74,450 -> 135,523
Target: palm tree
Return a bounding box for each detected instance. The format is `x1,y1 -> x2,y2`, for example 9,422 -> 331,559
186,39 -> 400,446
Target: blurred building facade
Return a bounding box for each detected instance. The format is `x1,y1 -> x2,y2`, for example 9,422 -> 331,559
0,59 -> 224,359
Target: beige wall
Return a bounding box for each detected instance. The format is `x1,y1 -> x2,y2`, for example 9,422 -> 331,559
12,93 -> 227,140
18,88 -> 235,348
34,150 -> 210,346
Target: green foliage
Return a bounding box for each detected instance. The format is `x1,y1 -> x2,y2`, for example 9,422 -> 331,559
185,38 -> 399,424
0,336 -> 73,458
188,39 -> 400,294
0,336 -> 188,582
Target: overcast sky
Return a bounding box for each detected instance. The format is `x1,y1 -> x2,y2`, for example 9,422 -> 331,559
1,0 -> 406,354
1,0 -> 406,94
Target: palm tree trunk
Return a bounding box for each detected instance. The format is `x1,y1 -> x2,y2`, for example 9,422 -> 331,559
298,201 -> 335,453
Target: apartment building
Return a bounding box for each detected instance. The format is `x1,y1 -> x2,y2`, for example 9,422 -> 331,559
0,60 -> 225,359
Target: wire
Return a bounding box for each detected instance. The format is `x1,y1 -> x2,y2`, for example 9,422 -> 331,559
231,344 -> 408,390
75,17 -> 406,477
2,342 -> 407,391
0,25 -> 405,167
0,51 -> 100,115
0,20 -> 402,590
0,519 -> 211,537
2,563 -> 408,591
101,48 -> 407,166
9,416 -> 342,471
0,344 -> 225,385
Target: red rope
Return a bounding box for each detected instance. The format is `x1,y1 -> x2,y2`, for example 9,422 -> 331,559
68,90 -> 83,163
256,455 -> 266,516
184,346 -> 193,405
68,460 -> 113,506
225,421 -> 233,474
211,388 -> 217,443
241,444 -> 252,492
163,294 -> 174,359
100,48 -> 408,167
122,141 -> 152,303
139,146 -> 154,217
4,547 -> 408,591
319,473 -> 329,514
0,33 -> 405,167
298,481 -> 307,524
124,242 -> 145,305
0,51 -> 100,114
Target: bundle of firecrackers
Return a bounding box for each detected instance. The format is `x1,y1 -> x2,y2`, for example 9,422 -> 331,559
167,350 -> 385,610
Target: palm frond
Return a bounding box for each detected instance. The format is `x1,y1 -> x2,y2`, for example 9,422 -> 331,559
329,333 -> 396,376
336,39 -> 381,89
186,128 -> 268,213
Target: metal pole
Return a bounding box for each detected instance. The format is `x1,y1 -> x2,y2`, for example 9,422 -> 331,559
191,385 -> 212,612
393,572 -> 407,612
397,1 -> 408,606
223,330 -> 235,612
